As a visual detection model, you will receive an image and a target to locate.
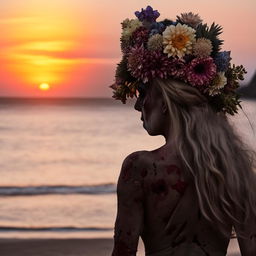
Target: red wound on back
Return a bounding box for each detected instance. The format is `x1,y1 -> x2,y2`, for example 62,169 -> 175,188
151,179 -> 169,196
166,164 -> 181,175
122,161 -> 133,181
140,168 -> 148,178
121,153 -> 140,181
171,180 -> 188,195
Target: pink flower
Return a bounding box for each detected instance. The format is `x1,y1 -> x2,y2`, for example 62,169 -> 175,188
186,57 -> 217,90
169,58 -> 186,79
131,27 -> 150,46
127,46 -> 172,83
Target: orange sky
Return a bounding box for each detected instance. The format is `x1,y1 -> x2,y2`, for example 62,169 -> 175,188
0,0 -> 255,97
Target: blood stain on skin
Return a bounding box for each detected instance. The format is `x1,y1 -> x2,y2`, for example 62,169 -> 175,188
122,159 -> 133,182
153,150 -> 165,161
171,180 -> 188,195
140,168 -> 148,178
151,179 -> 168,196
122,153 -> 140,182
166,164 -> 180,175
122,167 -> 131,182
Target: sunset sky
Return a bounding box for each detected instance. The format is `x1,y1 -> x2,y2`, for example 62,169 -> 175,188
0,0 -> 255,98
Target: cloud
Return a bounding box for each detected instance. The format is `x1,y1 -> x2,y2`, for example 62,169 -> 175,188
0,16 -> 41,24
1,37 -> 121,63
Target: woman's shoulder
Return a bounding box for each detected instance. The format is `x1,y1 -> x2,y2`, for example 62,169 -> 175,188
124,147 -> 180,163
117,151 -> 150,191
122,149 -> 183,177
119,150 -> 153,181
123,148 -> 181,167
122,150 -> 150,171
125,150 -> 151,159
122,149 -> 167,167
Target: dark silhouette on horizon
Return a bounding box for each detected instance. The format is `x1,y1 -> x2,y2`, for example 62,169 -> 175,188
237,71 -> 256,98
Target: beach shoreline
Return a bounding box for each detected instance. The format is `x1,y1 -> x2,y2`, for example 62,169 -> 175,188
0,237 -> 241,256
0,238 -> 115,256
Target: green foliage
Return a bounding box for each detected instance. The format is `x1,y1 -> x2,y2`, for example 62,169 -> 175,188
115,58 -> 135,83
208,92 -> 242,115
220,93 -> 242,115
207,64 -> 246,115
110,81 -> 138,104
225,64 -> 247,90
160,19 -> 174,27
196,23 -> 224,56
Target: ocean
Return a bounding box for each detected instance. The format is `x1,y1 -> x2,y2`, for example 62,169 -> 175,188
0,97 -> 255,240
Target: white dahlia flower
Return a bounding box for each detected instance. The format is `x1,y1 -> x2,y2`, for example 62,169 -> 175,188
162,23 -> 196,58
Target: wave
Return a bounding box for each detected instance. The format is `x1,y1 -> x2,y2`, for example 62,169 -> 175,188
0,184 -> 116,196
0,226 -> 113,232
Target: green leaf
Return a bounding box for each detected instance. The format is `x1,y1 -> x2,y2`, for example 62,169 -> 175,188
196,22 -> 224,56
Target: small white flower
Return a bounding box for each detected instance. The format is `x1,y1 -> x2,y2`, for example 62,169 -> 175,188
208,72 -> 227,96
177,12 -> 203,28
121,19 -> 142,40
147,34 -> 163,51
193,38 -> 213,57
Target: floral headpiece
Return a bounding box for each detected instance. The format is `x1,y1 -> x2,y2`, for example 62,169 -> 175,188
110,6 -> 247,115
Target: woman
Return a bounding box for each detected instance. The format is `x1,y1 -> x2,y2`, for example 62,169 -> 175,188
110,6 -> 256,256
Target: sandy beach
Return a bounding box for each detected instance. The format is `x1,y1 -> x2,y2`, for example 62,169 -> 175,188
0,238 -> 115,256
0,238 -> 241,256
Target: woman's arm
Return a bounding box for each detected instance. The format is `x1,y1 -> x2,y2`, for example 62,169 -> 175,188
111,152 -> 145,256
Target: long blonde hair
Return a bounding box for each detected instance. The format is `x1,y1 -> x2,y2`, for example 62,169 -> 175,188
153,78 -> 256,240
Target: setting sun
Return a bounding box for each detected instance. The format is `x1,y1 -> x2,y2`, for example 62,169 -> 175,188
39,83 -> 50,91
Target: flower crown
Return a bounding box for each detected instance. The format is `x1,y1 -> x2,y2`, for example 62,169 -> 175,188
110,6 -> 247,115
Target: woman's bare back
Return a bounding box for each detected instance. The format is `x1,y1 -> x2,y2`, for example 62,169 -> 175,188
112,148 -> 232,255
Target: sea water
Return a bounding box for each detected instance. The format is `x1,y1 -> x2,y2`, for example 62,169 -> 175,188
0,98 -> 255,243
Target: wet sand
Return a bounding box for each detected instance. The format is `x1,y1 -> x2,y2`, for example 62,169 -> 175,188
0,238 -> 240,256
0,238 -> 115,256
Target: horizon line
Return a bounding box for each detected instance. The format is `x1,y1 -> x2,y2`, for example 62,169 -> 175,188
0,96 -> 112,100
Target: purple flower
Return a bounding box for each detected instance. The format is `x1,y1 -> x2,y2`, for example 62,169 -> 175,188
131,27 -> 149,47
160,19 -> 177,27
150,22 -> 165,36
135,6 -> 160,23
169,58 -> 186,79
120,38 -> 133,55
127,46 -> 172,83
214,51 -> 232,72
186,57 -> 217,89
150,29 -> 160,36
